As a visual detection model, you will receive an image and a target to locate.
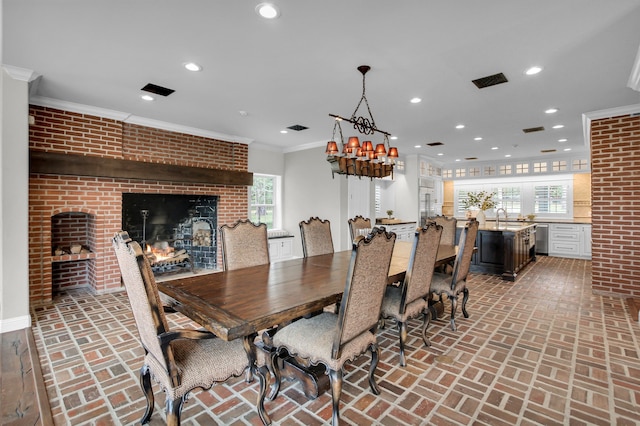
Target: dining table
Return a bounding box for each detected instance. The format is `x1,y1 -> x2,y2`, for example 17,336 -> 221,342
156,241 -> 459,398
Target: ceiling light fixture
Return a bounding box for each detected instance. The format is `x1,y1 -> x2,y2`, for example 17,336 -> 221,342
456,124 -> 465,129
545,108 -> 558,114
280,130 -> 288,134
141,94 -> 154,101
525,66 -> 543,75
414,145 -> 422,148
474,137 -> 483,141
325,65 -> 398,179
558,138 -> 567,142
552,124 -> 564,129
410,97 -> 422,104
184,62 -> 202,72
491,147 -> 499,150
255,3 -> 279,19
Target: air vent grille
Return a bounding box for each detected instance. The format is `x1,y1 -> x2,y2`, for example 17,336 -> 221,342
287,124 -> 308,131
472,72 -> 508,89
541,149 -> 557,153
427,142 -> 444,146
465,157 -> 478,160
523,126 -> 545,133
141,83 -> 175,97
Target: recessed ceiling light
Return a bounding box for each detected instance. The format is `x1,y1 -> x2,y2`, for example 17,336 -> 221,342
455,124 -> 465,129
491,146 -> 499,150
390,136 -> 398,140
505,154 -> 511,158
280,130 -> 288,134
545,108 -> 558,114
558,138 -> 567,142
414,145 -> 421,148
410,97 -> 422,104
184,62 -> 202,72
455,159 -> 461,162
437,153 -> 444,156
564,148 -> 572,151
474,137 -> 483,141
141,94 -> 154,101
552,124 -> 564,129
238,110 -> 248,116
256,3 -> 279,19
525,66 -> 543,75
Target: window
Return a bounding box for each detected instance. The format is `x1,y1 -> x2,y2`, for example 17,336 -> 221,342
533,162 -> 547,173
552,160 -> 567,172
469,167 -> 481,177
249,174 -> 280,229
573,159 -> 589,171
455,168 -> 466,178
516,163 -> 529,174
499,165 -> 512,175
496,187 -> 521,215
484,166 -> 496,176
535,184 -> 568,214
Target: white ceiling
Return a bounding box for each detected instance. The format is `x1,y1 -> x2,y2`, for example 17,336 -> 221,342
4,0 -> 640,165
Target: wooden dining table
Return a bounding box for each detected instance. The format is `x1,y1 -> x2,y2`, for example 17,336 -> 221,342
157,241 -> 458,342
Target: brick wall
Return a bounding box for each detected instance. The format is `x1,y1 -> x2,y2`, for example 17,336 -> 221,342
590,113 -> 640,297
29,105 -> 250,305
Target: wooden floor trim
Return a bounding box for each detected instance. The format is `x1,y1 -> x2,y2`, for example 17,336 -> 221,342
1,327 -> 53,425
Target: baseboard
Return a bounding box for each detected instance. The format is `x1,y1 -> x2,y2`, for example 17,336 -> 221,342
0,315 -> 31,333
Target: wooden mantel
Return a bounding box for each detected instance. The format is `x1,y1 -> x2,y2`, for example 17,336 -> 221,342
29,150 -> 254,186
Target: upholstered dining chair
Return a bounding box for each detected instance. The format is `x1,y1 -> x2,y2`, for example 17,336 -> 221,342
299,216 -> 334,257
267,228 -> 396,426
348,215 -> 372,242
429,215 -> 457,246
219,219 -> 270,270
429,219 -> 479,331
112,231 -> 270,426
380,223 -> 443,366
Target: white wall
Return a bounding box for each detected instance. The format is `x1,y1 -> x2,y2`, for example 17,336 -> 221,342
282,146 -> 347,257
0,67 -> 31,332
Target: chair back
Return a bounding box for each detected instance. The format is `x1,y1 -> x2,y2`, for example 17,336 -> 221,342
401,223 -> 443,312
348,215 -> 372,241
299,217 -> 334,257
451,219 -> 479,288
112,231 -> 175,381
429,215 -> 457,246
333,227 -> 396,359
219,219 -> 270,270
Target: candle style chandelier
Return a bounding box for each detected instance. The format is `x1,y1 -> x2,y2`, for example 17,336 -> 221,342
325,65 -> 399,179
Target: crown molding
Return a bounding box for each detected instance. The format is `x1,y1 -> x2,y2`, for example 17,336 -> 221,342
628,44 -> 640,91
582,103 -> 640,146
2,65 -> 40,82
29,96 -> 254,145
283,139 -> 326,154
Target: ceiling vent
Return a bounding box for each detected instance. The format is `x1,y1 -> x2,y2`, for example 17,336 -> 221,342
287,124 -> 308,131
523,126 -> 545,133
465,157 -> 478,160
427,142 -> 444,146
472,72 -> 508,89
541,149 -> 557,153
141,83 -> 175,97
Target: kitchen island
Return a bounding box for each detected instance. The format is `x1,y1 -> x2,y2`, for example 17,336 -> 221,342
457,221 -> 537,281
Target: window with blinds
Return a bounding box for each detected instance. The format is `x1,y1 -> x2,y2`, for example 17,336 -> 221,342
535,184 -> 568,214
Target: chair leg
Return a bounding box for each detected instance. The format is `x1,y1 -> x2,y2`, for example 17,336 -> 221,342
368,343 -> 381,395
267,350 -> 282,401
461,287 -> 470,318
398,320 -> 407,367
449,294 -> 458,331
139,364 -> 154,424
256,365 -> 272,425
421,310 -> 431,347
165,395 -> 185,426
328,368 -> 343,426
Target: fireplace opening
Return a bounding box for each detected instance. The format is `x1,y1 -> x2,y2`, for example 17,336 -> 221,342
122,193 -> 218,275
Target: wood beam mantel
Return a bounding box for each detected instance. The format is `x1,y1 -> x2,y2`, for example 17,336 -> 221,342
29,150 -> 253,186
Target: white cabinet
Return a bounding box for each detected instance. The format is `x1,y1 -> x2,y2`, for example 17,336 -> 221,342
549,224 -> 591,259
381,222 -> 417,242
268,237 -> 294,262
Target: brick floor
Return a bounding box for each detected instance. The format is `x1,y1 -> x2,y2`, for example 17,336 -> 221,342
30,256 -> 640,425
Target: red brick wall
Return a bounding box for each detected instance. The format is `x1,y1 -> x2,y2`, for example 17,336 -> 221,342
29,106 -> 250,305
590,113 -> 640,297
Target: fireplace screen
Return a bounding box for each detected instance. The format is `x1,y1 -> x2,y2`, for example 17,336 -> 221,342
122,193 -> 218,274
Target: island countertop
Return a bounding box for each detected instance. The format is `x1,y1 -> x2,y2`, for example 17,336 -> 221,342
458,221 -> 537,232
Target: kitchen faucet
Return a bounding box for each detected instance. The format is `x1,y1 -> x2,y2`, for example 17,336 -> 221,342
496,208 -> 508,228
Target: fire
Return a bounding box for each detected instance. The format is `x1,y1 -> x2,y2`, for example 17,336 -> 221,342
146,243 -> 175,262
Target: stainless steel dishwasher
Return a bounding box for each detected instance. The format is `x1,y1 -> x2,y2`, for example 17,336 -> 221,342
536,223 -> 549,255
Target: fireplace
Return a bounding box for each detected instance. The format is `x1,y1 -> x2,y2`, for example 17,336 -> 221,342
122,193 -> 218,275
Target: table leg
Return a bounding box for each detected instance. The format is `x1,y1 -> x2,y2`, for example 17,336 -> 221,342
243,334 -> 272,425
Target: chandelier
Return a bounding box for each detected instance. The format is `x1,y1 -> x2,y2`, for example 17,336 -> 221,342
325,65 -> 399,179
